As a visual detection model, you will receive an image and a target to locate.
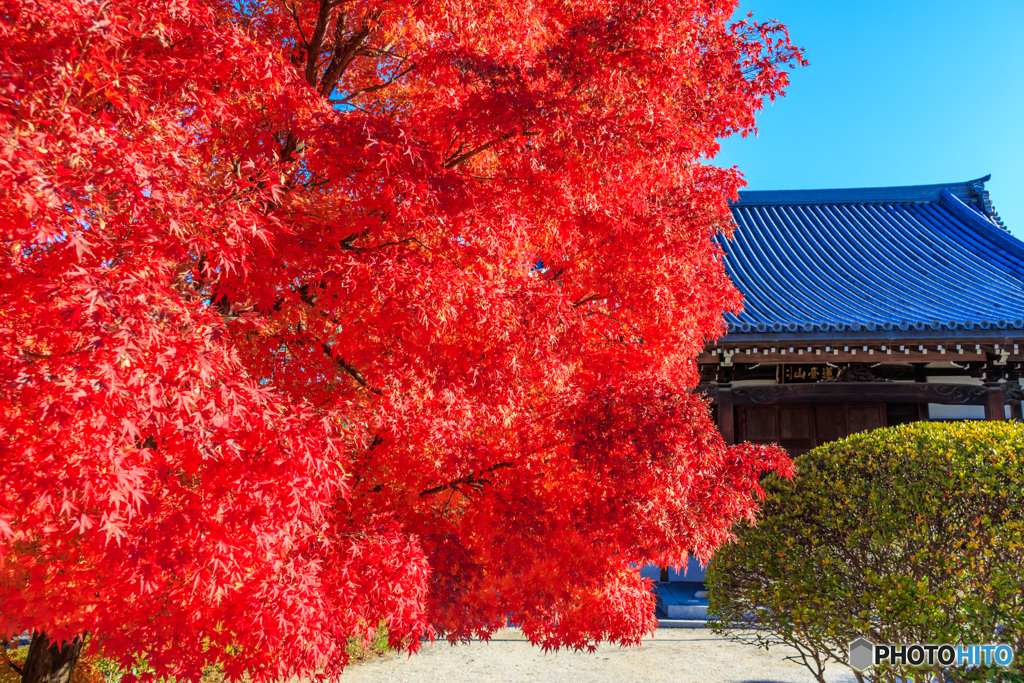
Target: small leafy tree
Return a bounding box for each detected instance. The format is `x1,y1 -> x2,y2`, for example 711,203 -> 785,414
707,422 -> 1024,683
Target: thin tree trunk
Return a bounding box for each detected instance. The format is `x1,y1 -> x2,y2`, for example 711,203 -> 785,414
20,632 -> 84,683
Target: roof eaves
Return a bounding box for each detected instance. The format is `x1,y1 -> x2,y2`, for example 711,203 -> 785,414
725,315 -> 1024,337
719,327 -> 1022,345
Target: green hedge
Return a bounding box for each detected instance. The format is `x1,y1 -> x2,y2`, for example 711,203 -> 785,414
707,421 -> 1024,683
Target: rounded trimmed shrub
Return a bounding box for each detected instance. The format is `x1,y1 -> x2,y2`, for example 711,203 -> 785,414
707,421 -> 1024,683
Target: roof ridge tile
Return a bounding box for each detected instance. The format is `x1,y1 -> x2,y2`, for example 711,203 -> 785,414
733,176 -> 990,207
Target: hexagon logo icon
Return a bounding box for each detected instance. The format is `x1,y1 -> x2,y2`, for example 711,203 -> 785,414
848,637 -> 875,672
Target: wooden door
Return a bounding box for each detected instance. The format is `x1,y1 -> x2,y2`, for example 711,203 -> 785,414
739,405 -> 815,453
814,404 -> 847,444
738,402 -> 887,455
739,406 -> 777,444
779,406 -> 816,450
847,404 -> 885,435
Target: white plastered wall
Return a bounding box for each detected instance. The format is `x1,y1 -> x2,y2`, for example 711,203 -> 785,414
926,374 -> 1012,420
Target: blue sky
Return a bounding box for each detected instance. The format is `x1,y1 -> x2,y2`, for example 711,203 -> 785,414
715,0 -> 1024,239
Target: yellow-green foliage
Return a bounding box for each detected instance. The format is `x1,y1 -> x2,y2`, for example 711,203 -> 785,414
0,647 -> 104,683
1,646 -> 226,683
344,622 -> 393,663
707,421 -> 1024,683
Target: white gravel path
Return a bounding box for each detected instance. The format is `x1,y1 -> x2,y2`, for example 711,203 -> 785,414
341,628 -> 859,683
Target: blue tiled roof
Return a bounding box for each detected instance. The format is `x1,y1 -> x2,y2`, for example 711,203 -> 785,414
723,176 -> 1024,340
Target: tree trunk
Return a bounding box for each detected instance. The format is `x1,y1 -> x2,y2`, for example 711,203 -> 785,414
20,632 -> 84,683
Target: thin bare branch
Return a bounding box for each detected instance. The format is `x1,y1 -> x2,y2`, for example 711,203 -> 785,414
339,227 -> 372,249
355,46 -> 408,61
336,63 -> 415,103
373,236 -> 425,250
572,293 -> 601,308
320,342 -> 382,395
420,462 -> 514,497
285,1 -> 310,48
443,132 -> 513,169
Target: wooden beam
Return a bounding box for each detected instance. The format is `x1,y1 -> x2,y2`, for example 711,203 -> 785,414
699,341 -> 1023,366
698,349 -> 998,365
728,382 -> 989,407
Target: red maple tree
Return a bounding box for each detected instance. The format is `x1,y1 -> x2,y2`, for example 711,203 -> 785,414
0,0 -> 803,681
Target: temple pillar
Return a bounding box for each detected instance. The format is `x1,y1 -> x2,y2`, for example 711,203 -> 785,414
984,384 -> 1005,421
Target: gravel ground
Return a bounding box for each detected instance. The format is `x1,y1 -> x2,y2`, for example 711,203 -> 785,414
341,628 -> 859,683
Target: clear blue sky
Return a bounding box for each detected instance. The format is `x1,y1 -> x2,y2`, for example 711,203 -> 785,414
715,0 -> 1024,239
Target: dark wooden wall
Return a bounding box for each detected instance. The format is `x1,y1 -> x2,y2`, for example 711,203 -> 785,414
737,403 -> 892,456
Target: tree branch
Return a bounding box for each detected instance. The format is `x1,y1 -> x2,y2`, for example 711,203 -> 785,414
373,236 -> 425,250
19,344 -> 86,360
319,12 -> 381,98
280,131 -> 300,163
336,63 -> 415,103
305,0 -> 335,87
572,293 -> 601,307
355,46 -> 408,61
339,227 -> 371,249
285,1 -> 310,48
443,132 -> 514,169
419,462 -> 514,497
320,342 -> 382,395
584,309 -> 627,326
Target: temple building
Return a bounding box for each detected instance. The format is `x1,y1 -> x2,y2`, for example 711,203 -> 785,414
655,175 -> 1024,618
698,175 -> 1024,456
652,176 -> 1024,616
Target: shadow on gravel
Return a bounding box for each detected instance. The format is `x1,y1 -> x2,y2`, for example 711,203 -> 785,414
474,636 -> 725,643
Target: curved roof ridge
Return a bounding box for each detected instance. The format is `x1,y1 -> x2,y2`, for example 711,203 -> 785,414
734,175 -> 991,207
721,175 -> 1024,339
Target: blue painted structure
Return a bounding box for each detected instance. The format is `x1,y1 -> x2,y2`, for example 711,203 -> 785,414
640,558 -> 706,582
722,176 -> 1024,344
654,582 -> 708,622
